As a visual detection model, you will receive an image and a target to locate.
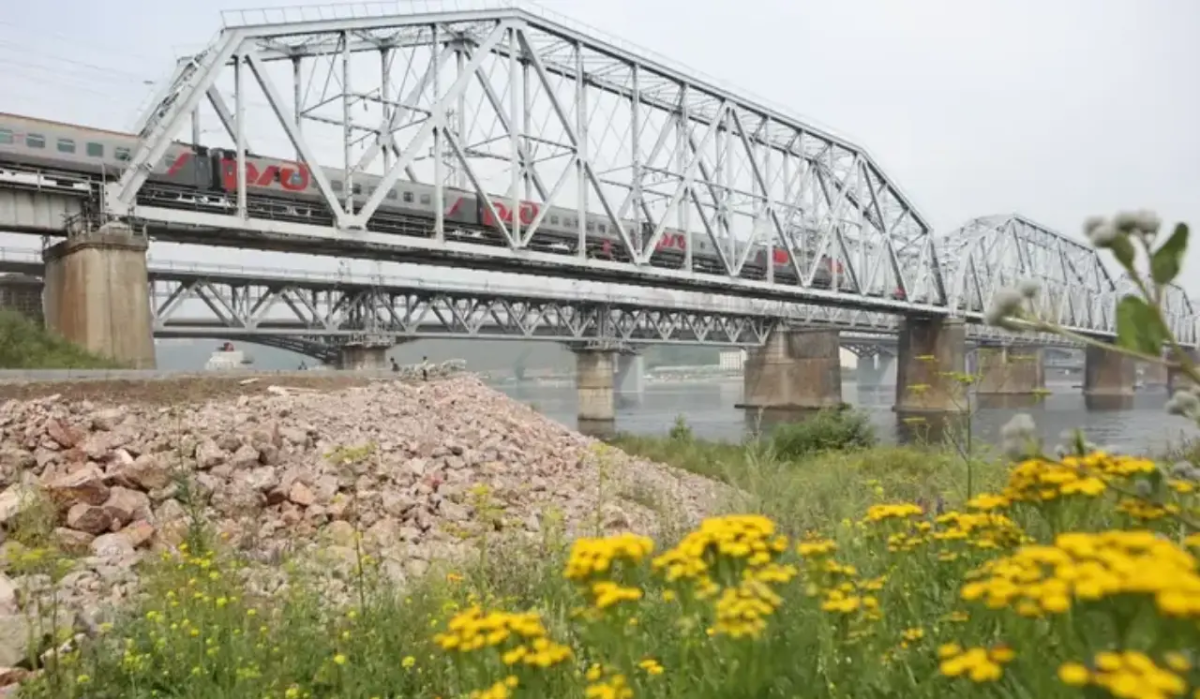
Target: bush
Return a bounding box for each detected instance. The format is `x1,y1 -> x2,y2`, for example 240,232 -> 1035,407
768,408 -> 876,459
0,311 -> 117,369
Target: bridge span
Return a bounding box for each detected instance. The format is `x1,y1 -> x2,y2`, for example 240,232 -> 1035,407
0,0 -> 1196,428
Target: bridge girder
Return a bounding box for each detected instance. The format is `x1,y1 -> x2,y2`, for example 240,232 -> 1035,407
108,0 -> 951,316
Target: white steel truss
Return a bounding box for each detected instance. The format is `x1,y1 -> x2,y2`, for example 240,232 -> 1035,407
104,0 -> 946,313
939,214 -> 1197,346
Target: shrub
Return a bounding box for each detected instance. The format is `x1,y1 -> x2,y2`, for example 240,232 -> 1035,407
768,407 -> 876,459
0,310 -> 117,369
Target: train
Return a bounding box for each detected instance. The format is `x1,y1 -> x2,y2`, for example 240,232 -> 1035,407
0,112 -> 851,287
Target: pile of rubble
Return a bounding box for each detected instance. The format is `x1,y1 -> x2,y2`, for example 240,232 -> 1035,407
0,374 -> 725,672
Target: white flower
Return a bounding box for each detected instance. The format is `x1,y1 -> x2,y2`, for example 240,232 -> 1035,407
1166,389 -> 1199,416
984,287 -> 1025,328
1114,209 -> 1162,237
1083,216 -> 1107,236
1086,222 -> 1121,248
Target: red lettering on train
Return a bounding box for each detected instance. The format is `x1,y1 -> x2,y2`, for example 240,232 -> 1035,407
482,200 -> 539,227
219,158 -> 310,193
654,232 -> 686,251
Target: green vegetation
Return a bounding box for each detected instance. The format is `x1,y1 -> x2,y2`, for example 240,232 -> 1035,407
8,210 -> 1200,698
0,310 -> 118,369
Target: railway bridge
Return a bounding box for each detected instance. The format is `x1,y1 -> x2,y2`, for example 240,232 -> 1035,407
0,0 -> 1196,428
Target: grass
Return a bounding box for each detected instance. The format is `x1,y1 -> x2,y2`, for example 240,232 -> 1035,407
5,413 -> 1200,699
0,310 -> 119,370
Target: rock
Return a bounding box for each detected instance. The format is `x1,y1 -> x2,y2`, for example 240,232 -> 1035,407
229,445 -> 260,470
102,487 -> 152,527
118,521 -> 156,549
0,614 -> 28,668
90,408 -> 127,432
45,419 -> 83,449
288,482 -> 315,507
0,487 -> 34,527
195,440 -> 226,470
0,449 -> 33,488
65,503 -> 113,536
45,465 -> 110,508
117,453 -> 173,491
323,521 -> 357,548
52,528 -> 95,555
90,533 -> 136,558
0,574 -> 16,615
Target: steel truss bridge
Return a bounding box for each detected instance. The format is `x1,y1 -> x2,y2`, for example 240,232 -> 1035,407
44,0 -> 1184,348
0,245 -> 1151,365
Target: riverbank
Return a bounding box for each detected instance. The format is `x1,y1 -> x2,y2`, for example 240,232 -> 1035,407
1,381 -> 1197,698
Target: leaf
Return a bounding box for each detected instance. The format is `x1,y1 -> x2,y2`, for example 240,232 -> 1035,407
1150,222 -> 1189,285
1111,235 -> 1136,271
1116,294 -> 1166,357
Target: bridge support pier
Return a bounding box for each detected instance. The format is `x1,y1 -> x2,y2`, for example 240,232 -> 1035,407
1167,349 -> 1198,395
976,346 -> 1045,395
575,348 -> 616,435
337,344 -> 390,371
736,328 -> 842,411
1084,344 -> 1135,409
42,227 -> 155,369
895,317 -> 965,414
615,353 -> 644,398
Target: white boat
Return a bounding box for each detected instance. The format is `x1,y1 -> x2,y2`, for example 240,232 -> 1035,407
205,342 -> 254,371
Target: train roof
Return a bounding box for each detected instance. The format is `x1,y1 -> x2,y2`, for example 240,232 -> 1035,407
0,112 -> 136,139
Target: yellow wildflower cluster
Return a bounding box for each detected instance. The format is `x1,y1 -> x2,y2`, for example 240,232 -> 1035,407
651,515 -> 788,591
932,511 -> 1026,550
434,605 -> 573,669
470,675 -> 519,699
1003,452 -> 1157,503
966,493 -> 1012,511
1058,651 -> 1190,699
584,663 -> 634,699
565,533 -> 655,582
863,503 -> 924,523
796,536 -> 838,557
938,644 -> 1015,683
1116,497 -> 1181,521
961,531 -> 1200,618
712,577 -> 786,639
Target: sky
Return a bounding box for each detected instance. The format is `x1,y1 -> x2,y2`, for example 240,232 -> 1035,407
1,0 -> 1198,294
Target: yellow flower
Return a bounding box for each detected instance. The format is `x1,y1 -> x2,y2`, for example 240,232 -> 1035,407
333,654 -> 347,666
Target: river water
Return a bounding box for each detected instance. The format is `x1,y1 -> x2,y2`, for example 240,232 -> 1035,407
496,378 -> 1199,454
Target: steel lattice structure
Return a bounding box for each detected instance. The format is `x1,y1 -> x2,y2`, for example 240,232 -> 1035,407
107,0 -> 947,313
939,214 -> 1198,345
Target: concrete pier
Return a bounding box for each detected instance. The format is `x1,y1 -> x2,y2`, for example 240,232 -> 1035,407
575,348 -> 615,429
337,344 -> 390,371
737,328 -> 842,410
976,346 -> 1045,395
42,229 -> 155,369
615,353 -> 645,397
895,317 -> 966,414
1167,349 -> 1198,395
1083,344 -> 1135,409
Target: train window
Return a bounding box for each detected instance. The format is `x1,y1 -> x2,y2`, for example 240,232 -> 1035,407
352,184 -> 362,195
86,142 -> 103,157
402,191 -> 413,203
26,134 -> 46,149
586,221 -> 595,232
0,129 -> 12,145
57,138 -> 75,154
599,223 -> 607,233
550,215 -> 559,225
331,180 -> 343,192
419,194 -> 431,204
114,147 -> 131,161
385,190 -> 397,200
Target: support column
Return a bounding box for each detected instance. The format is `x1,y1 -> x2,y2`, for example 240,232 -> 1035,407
337,344 -> 389,371
42,226 -> 155,369
976,346 -> 1045,395
615,353 -> 644,397
736,328 -> 842,410
575,348 -> 615,430
1083,344 -> 1135,409
1167,349 -> 1198,395
895,317 -> 966,414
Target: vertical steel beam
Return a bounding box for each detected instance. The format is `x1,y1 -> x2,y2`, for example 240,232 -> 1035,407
432,24 -> 444,240
292,57 -> 302,163
630,62 -> 642,253
381,47 -> 392,174
341,31 -> 354,218
234,55 -> 247,219
574,40 -> 587,258
509,26 -> 521,246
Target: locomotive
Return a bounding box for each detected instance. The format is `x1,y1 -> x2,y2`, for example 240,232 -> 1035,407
0,112 -> 847,285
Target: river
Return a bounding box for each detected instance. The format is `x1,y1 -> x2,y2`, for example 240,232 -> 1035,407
496,378 -> 1199,454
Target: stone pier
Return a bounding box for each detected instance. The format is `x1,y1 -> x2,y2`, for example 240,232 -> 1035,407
736,328 -> 842,410
615,353 -> 645,397
336,344 -> 390,371
575,348 -> 615,434
1167,348 -> 1199,395
976,346 -> 1045,395
1083,344 -> 1135,409
894,317 -> 966,414
42,228 -> 155,369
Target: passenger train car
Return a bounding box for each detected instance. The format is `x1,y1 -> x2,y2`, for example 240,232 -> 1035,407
0,113 -> 850,287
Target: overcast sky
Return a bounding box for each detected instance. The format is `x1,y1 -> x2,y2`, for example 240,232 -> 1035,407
1,0 -> 1198,294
